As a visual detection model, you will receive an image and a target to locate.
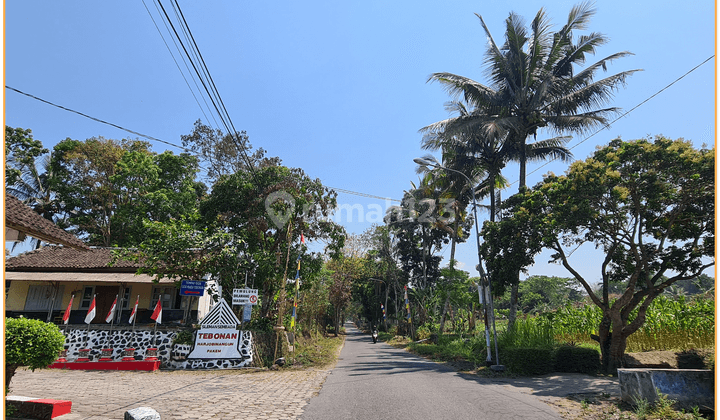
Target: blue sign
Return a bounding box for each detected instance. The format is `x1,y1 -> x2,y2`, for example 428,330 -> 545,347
243,304 -> 252,322
180,280 -> 206,296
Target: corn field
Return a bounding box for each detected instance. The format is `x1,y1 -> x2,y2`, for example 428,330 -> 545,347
541,295 -> 715,351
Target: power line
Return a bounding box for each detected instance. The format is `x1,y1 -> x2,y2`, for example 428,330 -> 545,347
327,187 -> 402,203
5,86 -> 194,154
6,85 -> 402,204
153,0 -> 257,175
521,54 -> 715,182
141,0 -> 217,128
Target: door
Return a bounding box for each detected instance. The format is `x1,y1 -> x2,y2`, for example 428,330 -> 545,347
93,286 -> 118,324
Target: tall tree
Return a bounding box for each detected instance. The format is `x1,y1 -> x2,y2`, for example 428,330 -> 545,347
482,137 -> 714,373
426,3 -> 639,325
181,120 -> 280,183
50,137 -> 202,246
199,165 -> 345,318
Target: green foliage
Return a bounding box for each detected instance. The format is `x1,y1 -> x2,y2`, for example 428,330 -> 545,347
180,119 -> 280,183
5,318 -> 65,370
5,126 -> 48,187
245,317 -> 275,333
172,330 -> 196,345
487,137 -> 714,372
415,324 -> 433,340
554,345 -> 600,374
545,296 -> 715,352
501,347 -> 555,376
50,137 -> 203,246
497,316 -> 556,350
5,318 -> 65,387
517,276 -> 583,314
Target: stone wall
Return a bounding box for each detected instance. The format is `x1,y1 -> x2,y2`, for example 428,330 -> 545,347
61,328 -> 253,369
62,328 -> 175,363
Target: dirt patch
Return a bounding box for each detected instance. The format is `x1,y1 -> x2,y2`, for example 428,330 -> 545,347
624,350 -> 680,368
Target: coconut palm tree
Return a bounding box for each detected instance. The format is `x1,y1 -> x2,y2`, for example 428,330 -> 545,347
424,3 -> 637,326
426,2 -> 639,189
7,154 -> 69,250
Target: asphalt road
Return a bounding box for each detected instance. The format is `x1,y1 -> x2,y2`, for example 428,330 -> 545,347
301,323 -> 562,420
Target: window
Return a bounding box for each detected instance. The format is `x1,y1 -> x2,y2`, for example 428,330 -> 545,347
151,286 -> 177,309
24,285 -> 65,311
121,286 -> 131,309
79,286 -> 95,309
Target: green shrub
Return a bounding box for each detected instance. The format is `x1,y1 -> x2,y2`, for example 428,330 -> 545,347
416,324 -> 432,340
554,345 -> 600,374
502,347 -> 554,375
172,330 -> 195,345
5,318 -> 65,387
245,317 -> 275,333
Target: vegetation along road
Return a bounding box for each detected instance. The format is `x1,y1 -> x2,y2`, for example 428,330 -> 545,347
301,323 -> 561,420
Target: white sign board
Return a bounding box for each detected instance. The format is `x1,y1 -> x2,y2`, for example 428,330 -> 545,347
232,288 -> 259,305
188,329 -> 243,359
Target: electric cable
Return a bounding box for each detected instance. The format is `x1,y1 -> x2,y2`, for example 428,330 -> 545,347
519,54 -> 715,183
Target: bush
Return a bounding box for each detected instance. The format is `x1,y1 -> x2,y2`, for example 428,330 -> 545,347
172,330 -> 195,345
5,318 -> 65,388
416,324 -> 432,340
502,347 -> 555,375
554,345 -> 600,374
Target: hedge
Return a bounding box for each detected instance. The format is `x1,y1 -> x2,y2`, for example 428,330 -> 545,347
501,347 -> 555,375
553,345 -> 600,374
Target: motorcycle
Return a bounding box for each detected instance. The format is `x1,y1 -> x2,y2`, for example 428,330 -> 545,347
371,326 -> 378,344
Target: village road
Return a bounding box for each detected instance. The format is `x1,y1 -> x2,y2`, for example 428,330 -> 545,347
301,323 -> 563,420
8,324 -> 618,419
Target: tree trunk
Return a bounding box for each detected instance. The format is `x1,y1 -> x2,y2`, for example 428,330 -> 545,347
468,302 -> 475,332
592,313 -> 623,374
6,363 -> 19,390
439,295 -> 451,333
508,281 -> 519,329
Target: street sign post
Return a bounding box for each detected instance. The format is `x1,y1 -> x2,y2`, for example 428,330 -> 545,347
180,280 -> 206,296
232,288 -> 258,305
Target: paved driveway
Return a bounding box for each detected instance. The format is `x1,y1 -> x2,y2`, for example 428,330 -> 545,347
8,367 -> 331,419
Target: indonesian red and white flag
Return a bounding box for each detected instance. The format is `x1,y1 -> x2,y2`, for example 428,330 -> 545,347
84,295 -> 96,324
62,295 -> 74,325
301,232 -> 305,244
150,299 -> 162,324
105,295 -> 118,323
128,295 -> 139,324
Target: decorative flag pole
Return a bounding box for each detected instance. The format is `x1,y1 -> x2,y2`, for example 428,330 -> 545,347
290,232 -> 305,332
128,295 -> 139,331
105,295 -> 118,331
62,294 -> 75,333
150,298 -> 163,347
404,286 -> 414,340
84,294 -> 97,348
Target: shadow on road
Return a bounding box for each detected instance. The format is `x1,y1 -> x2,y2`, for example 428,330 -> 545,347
344,323 -> 618,398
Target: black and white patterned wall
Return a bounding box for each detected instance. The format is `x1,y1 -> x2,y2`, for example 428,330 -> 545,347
60,328 -> 253,369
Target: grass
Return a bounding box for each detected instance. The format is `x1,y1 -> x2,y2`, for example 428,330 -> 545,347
289,331 -> 345,369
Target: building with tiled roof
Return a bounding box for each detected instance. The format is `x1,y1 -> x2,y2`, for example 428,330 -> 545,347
5,195 -> 88,250
5,246 -> 216,325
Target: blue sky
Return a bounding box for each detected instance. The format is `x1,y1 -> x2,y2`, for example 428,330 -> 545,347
3,1 -> 716,284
